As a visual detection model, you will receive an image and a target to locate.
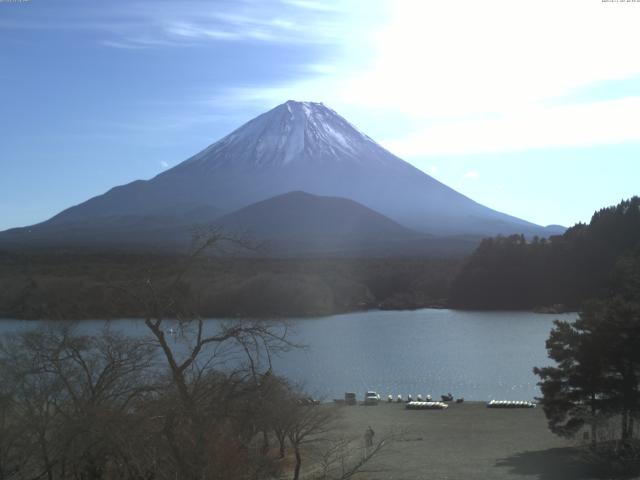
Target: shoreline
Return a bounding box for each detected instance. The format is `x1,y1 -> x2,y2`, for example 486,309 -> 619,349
0,305 -> 578,322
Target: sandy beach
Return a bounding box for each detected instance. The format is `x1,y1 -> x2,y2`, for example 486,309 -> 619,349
316,401 -> 602,480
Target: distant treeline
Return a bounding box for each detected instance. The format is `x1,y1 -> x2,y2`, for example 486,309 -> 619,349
5,198 -> 637,319
0,253 -> 462,319
449,197 -> 640,310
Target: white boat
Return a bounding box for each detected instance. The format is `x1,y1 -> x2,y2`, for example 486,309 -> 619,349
405,401 -> 448,410
486,399 -> 536,409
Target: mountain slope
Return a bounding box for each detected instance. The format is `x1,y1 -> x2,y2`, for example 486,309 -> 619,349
214,191 -> 465,256
0,100 -> 561,253
217,191 -> 418,240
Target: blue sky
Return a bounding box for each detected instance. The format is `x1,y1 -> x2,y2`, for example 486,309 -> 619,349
1,0 -> 639,231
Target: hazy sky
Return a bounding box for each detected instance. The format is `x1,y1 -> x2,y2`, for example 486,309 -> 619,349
1,0 -> 639,231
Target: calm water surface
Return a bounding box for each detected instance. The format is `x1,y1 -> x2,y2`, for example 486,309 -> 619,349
0,309 -> 576,401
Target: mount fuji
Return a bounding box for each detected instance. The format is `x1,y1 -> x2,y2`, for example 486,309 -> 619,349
0,101 -> 563,254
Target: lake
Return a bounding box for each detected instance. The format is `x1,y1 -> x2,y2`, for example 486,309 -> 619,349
0,309 -> 576,401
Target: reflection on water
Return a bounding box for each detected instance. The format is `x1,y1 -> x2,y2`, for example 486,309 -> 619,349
0,309 -> 576,401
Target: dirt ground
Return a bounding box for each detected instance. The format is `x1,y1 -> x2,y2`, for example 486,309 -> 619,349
314,401 -> 606,480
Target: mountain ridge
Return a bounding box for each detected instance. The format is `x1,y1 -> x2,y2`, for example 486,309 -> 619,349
0,101 -> 564,254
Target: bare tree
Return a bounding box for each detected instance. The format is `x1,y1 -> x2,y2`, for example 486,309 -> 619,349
313,432 -> 399,480
282,402 -> 399,480
0,383 -> 21,480
112,229 -> 298,479
0,323 -> 157,480
286,403 -> 336,480
264,375 -> 296,459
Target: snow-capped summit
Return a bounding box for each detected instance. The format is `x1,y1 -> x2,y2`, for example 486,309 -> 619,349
0,101 -> 561,250
179,100 -> 385,170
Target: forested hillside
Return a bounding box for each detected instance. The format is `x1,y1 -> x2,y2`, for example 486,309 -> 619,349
450,197 -> 640,310
0,253 -> 461,319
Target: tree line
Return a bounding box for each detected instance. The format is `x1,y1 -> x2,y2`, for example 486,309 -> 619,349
0,253 -> 461,320
450,197 -> 640,310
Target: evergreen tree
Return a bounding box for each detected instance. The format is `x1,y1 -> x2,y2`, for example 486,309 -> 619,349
535,248 -> 640,446
534,306 -> 609,446
451,197 -> 640,310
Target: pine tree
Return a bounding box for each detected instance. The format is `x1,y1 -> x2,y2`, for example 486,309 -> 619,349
535,248 -> 640,447
534,307 -> 609,446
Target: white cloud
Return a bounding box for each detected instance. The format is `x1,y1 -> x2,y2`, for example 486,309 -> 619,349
100,40 -> 147,50
279,0 -> 340,12
1,0 -> 355,49
160,160 -> 169,168
305,63 -> 339,75
117,1 -> 353,48
463,171 -> 479,180
340,0 -> 640,118
381,96 -> 640,156
163,22 -> 241,41
209,0 -> 640,156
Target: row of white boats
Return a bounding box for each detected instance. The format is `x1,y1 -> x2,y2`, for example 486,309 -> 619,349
486,400 -> 536,408
360,392 -> 536,409
381,394 -> 457,404
406,401 -> 449,410
404,399 -> 536,410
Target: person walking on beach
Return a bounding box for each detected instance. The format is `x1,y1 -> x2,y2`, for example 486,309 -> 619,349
363,426 -> 375,460
365,426 -> 375,447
